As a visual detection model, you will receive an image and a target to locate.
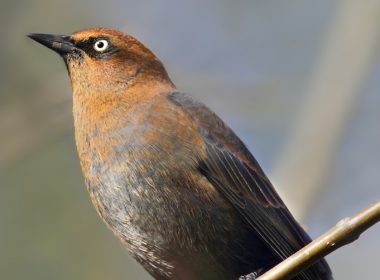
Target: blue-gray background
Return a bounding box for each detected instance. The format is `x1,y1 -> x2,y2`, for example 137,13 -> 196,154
1,1 -> 379,279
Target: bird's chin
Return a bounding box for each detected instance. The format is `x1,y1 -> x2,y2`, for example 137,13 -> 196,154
63,50 -> 84,61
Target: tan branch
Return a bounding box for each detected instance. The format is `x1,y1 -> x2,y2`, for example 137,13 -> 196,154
256,200 -> 380,280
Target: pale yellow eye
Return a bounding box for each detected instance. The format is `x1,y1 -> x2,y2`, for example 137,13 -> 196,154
94,39 -> 109,52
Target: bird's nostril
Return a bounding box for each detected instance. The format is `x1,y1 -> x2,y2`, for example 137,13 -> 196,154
28,33 -> 75,55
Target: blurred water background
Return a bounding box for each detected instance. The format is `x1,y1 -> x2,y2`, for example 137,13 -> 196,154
1,1 -> 379,279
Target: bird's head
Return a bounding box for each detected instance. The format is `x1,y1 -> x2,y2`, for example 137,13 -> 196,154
28,28 -> 174,97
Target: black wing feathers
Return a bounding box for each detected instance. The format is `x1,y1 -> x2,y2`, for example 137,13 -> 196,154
167,92 -> 332,280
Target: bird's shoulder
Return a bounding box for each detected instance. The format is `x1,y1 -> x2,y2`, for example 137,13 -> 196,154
166,91 -> 283,208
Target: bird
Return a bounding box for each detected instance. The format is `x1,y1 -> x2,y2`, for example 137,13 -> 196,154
28,28 -> 332,280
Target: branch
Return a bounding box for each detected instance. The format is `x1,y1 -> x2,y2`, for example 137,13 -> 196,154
255,200 -> 380,280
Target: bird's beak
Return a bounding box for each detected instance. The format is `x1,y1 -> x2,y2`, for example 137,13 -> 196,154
28,33 -> 76,55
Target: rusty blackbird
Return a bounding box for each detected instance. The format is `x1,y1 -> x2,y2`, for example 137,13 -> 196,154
28,28 -> 333,280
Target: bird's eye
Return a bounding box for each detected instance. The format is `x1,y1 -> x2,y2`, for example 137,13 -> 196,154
93,39 -> 109,52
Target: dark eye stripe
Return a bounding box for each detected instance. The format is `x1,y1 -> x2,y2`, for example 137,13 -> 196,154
75,37 -> 118,59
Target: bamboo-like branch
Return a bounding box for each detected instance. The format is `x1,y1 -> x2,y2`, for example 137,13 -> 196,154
253,201 -> 380,280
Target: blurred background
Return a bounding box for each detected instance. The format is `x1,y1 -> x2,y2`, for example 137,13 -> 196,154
1,0 -> 379,279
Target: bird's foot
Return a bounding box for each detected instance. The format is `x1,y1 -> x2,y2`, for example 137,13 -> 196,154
239,268 -> 265,280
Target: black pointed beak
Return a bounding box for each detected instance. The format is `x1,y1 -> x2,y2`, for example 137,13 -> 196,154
28,33 -> 76,55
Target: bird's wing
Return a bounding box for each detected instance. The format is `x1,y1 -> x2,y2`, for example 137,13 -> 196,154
167,92 -> 332,279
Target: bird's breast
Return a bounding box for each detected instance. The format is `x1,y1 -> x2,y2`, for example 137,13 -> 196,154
72,93 -> 243,278
74,99 -> 215,236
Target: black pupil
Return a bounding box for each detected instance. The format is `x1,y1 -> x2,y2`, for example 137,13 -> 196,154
97,41 -> 104,49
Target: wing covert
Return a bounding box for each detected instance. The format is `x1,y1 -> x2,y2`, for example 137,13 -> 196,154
167,91 -> 332,280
